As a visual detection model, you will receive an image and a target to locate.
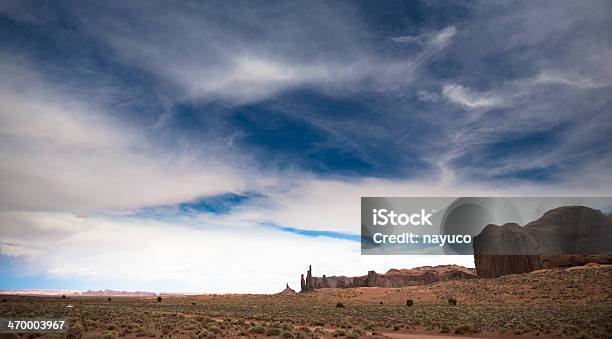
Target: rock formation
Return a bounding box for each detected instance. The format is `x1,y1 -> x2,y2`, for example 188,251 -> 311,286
300,265 -> 316,292
278,283 -> 296,295
306,265 -> 314,290
473,206 -> 612,277
299,264 -> 476,291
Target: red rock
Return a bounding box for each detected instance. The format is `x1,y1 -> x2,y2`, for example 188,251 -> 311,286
299,264 -> 476,290
473,206 -> 612,277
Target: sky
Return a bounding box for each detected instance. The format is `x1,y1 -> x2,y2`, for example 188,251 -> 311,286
1,0 -> 611,293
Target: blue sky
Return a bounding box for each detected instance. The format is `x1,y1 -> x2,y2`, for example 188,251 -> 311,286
0,0 -> 611,293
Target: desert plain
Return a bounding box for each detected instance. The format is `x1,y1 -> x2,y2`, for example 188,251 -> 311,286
1,264 -> 610,339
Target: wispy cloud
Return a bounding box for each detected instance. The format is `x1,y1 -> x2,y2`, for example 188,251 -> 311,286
63,3 -> 458,104
0,56 -> 249,213
442,84 -> 503,109
391,26 -> 457,46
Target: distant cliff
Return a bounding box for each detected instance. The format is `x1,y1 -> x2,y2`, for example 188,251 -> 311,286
473,206 -> 612,277
300,264 -> 476,291
0,289 -> 160,296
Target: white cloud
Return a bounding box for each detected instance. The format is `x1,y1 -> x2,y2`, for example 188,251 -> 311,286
0,56 -> 247,213
69,3 -> 457,104
0,55 -> 481,293
0,211 -> 475,293
442,84 -> 504,109
3,172 -> 610,293
437,68 -> 610,175
391,26 -> 457,47
530,70 -> 608,89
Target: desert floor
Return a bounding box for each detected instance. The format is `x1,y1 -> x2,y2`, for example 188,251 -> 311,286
0,265 -> 610,338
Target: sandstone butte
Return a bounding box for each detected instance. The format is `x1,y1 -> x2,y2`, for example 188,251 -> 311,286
473,205 -> 612,277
